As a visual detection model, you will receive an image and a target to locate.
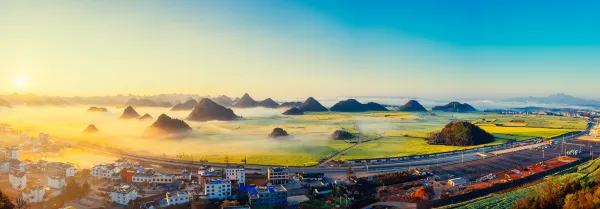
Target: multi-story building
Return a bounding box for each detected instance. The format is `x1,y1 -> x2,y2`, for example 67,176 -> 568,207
103,165 -> 119,179
204,179 -> 231,200
47,162 -> 77,178
199,166 -> 223,187
267,167 -> 289,185
48,175 -> 66,189
249,185 -> 288,207
22,185 -> 45,203
163,191 -> 190,206
111,184 -> 137,205
0,161 -> 9,173
225,165 -> 246,186
115,159 -> 133,170
92,164 -> 107,178
178,169 -> 192,182
9,172 -> 27,191
5,146 -> 19,160
152,173 -> 175,184
39,133 -> 49,144
132,172 -> 153,184
9,159 -> 25,173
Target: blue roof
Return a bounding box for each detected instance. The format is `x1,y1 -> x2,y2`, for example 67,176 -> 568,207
268,187 -> 275,193
248,187 -> 259,195
238,186 -> 253,193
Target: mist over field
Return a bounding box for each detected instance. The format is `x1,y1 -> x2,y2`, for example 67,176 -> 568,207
0,105 -> 348,166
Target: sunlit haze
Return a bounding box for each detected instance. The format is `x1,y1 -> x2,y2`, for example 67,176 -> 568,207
1,1 -> 600,99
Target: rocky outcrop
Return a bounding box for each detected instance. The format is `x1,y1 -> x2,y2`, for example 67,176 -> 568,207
159,102 -> 173,107
146,114 -> 192,136
330,99 -> 388,112
171,99 -> 198,111
187,98 -> 239,122
45,98 -> 70,106
398,100 -> 427,112
26,99 -> 46,106
0,99 -> 12,108
282,107 -> 304,115
87,107 -> 108,112
427,121 -> 494,146
120,106 -> 141,119
233,93 -> 259,108
432,102 -> 477,112
125,98 -> 158,107
331,130 -> 353,140
139,113 -> 153,120
269,128 -> 289,138
298,97 -> 328,112
280,101 -> 303,108
214,95 -> 234,107
83,124 -> 99,133
258,98 -> 279,108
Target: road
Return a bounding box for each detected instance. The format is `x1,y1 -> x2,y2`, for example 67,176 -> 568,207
63,122 -> 594,178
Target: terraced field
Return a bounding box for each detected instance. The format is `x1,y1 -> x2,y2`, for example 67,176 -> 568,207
439,159 -> 600,209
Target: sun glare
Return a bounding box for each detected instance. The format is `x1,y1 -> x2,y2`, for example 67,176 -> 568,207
15,76 -> 27,89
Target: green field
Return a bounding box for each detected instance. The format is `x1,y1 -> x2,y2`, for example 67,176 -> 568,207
335,113 -> 586,161
1,106 -> 589,167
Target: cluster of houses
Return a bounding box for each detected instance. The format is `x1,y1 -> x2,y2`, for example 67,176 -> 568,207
1,146 -> 78,204
103,163 -> 301,208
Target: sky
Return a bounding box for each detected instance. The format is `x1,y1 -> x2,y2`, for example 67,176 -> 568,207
1,0 -> 600,99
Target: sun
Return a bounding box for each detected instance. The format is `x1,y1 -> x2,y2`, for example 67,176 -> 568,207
15,76 -> 28,89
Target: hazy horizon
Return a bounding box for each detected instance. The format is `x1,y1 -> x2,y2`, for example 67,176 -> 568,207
2,1 -> 600,99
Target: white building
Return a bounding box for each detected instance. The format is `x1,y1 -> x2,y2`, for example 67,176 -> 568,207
133,173 -> 153,184
204,179 -> 231,200
267,167 -> 289,185
48,176 -> 66,189
47,162 -> 77,178
0,161 -> 9,173
115,159 -> 132,169
164,191 -> 190,206
111,184 -> 137,205
225,165 -> 246,186
5,146 -> 20,160
103,166 -> 120,179
152,173 -> 175,184
92,164 -> 107,178
22,185 -> 46,203
10,159 -> 26,173
9,172 -> 27,191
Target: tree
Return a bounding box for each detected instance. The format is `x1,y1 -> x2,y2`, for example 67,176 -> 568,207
82,181 -> 91,194
66,178 -> 82,199
0,191 -> 15,209
346,165 -> 354,180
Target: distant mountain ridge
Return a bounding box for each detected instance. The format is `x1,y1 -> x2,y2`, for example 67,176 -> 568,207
330,99 -> 387,112
505,93 -> 600,107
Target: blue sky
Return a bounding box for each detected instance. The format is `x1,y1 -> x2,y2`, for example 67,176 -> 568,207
1,1 -> 599,99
